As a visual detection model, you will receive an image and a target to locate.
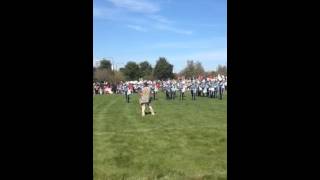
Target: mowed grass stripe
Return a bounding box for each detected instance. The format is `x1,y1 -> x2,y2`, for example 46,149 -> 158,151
95,95 -> 135,133
94,125 -> 223,135
94,96 -> 119,133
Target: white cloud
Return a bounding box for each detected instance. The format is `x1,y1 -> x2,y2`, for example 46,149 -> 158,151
107,0 -> 160,14
93,6 -> 123,20
127,24 -> 148,32
95,1 -> 193,35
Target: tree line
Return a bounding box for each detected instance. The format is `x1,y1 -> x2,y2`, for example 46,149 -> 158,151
93,57 -> 227,83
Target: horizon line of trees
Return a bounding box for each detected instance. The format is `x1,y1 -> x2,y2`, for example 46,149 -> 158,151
93,57 -> 227,83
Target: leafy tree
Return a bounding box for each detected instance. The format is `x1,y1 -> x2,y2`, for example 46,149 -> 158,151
194,61 -> 205,77
139,61 -> 153,79
153,57 -> 174,80
99,59 -> 112,70
123,61 -> 141,80
180,60 -> 206,79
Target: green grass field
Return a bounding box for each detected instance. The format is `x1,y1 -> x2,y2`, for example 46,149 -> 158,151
93,91 -> 227,180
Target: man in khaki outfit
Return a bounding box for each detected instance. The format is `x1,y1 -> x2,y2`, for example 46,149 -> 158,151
139,82 -> 155,117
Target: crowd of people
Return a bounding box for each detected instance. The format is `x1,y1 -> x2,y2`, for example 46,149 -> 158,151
93,75 -> 227,102
161,77 -> 227,101
94,75 -> 226,117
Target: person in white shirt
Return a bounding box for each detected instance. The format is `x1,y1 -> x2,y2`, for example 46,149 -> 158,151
178,80 -> 185,101
99,83 -> 103,95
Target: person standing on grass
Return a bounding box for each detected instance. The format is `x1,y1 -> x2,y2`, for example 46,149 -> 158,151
155,81 -> 160,96
179,81 -> 186,101
171,82 -> 176,100
95,83 -> 99,95
197,81 -> 200,95
213,80 -> 218,98
209,81 -> 214,98
164,82 -> 169,99
221,80 -> 225,95
154,82 -> 159,100
168,82 -> 173,100
139,82 -> 155,117
202,82 -> 207,97
206,81 -> 210,97
191,82 -> 197,100
166,82 -> 171,100
177,80 -> 182,100
219,80 -> 224,100
127,83 -> 132,103
150,83 -> 156,101
123,84 -> 127,100
124,83 -> 131,103
99,82 -> 103,95
128,83 -> 133,93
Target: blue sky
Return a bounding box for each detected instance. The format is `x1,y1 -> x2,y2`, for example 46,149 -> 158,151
94,0 -> 226,72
